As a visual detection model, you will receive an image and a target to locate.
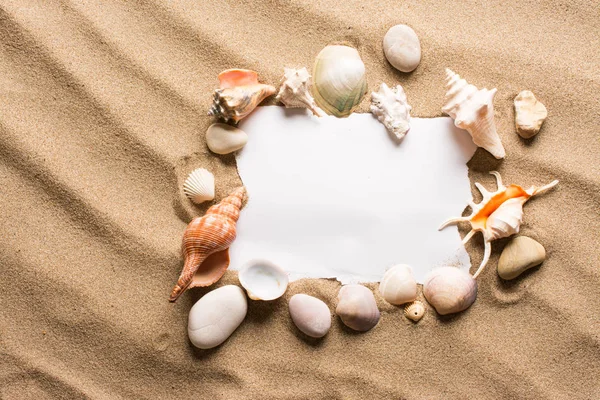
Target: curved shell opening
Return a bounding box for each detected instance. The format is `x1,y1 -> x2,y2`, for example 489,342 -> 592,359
238,259 -> 289,301
471,185 -> 529,230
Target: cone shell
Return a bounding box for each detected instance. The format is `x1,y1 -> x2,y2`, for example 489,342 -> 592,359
423,267 -> 477,315
169,187 -> 247,302
208,69 -> 276,123
276,67 -> 324,117
312,45 -> 367,118
404,301 -> 425,322
442,69 -> 505,159
439,171 -> 558,279
336,284 -> 380,332
379,264 -> 417,305
183,168 -> 215,204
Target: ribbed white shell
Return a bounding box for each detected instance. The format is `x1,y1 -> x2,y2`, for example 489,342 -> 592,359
183,168 -> 215,204
442,69 -> 505,159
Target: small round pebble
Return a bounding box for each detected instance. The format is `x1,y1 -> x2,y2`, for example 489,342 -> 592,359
206,123 -> 248,155
289,294 -> 331,338
383,24 -> 421,73
498,236 -> 546,280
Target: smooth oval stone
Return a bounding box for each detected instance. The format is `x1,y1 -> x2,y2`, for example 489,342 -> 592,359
498,236 -> 546,280
188,285 -> 247,349
289,294 -> 331,338
383,24 -> 421,73
206,123 -> 248,155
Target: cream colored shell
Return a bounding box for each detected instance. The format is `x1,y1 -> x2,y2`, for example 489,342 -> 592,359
370,83 -> 412,140
423,267 -> 477,315
238,259 -> 289,301
276,67 -> 324,117
404,301 -> 425,322
442,69 -> 505,159
183,168 -> 215,204
336,284 -> 380,332
379,264 -> 417,305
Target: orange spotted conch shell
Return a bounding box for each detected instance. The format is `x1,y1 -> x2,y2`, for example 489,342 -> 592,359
439,172 -> 558,279
208,69 -> 276,123
169,186 -> 246,302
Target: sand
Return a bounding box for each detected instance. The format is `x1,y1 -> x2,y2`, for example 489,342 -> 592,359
0,1 -> 598,399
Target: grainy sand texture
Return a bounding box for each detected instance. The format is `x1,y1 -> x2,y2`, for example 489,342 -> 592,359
1,1 -> 599,399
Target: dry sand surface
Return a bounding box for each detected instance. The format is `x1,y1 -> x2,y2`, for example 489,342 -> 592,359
1,1 -> 599,399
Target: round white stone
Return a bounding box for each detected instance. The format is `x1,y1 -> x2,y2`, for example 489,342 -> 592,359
206,123 -> 248,155
288,294 -> 331,338
383,24 -> 421,73
188,285 -> 248,349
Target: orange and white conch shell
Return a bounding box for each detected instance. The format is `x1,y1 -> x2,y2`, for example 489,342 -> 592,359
208,69 -> 276,123
439,172 -> 558,279
169,186 -> 247,302
442,69 -> 506,159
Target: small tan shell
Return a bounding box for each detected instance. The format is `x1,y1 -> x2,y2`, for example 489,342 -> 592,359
404,301 -> 425,322
336,284 -> 380,332
276,67 -> 324,117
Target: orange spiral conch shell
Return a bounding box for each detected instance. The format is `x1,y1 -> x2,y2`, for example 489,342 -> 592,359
169,186 -> 247,302
439,172 -> 558,279
208,69 -> 276,123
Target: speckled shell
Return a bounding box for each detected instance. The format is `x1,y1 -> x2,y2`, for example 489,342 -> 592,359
208,69 -> 276,123
439,171 -> 558,279
442,69 -> 505,159
336,284 -> 380,332
423,267 -> 477,315
404,301 -> 425,322
169,187 -> 246,302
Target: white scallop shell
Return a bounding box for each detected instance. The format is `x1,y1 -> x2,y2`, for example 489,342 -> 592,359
238,259 -> 289,301
312,45 -> 367,118
442,69 -> 505,159
379,264 -> 417,305
183,168 -> 215,204
276,67 -> 324,117
370,83 -> 412,140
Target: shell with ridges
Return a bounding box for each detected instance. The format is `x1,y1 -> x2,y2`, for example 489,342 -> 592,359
442,69 -> 505,159
183,168 -> 215,204
423,267 -> 477,315
238,259 -> 288,301
404,301 -> 425,322
276,67 -> 324,117
312,45 -> 367,118
370,83 -> 412,140
439,171 -> 558,279
379,264 -> 417,305
208,69 -> 276,123
169,187 -> 247,302
336,284 -> 380,332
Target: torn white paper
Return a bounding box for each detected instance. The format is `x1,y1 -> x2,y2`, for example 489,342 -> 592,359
230,107 -> 476,284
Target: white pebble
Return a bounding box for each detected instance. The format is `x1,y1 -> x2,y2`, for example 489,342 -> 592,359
206,123 -> 248,155
383,24 -> 421,73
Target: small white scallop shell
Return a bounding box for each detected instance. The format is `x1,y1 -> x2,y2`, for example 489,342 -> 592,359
238,259 -> 289,301
404,301 -> 425,322
370,83 -> 412,140
183,168 -> 215,204
379,264 -> 417,305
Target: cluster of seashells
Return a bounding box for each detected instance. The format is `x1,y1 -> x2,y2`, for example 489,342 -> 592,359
176,22 -> 557,350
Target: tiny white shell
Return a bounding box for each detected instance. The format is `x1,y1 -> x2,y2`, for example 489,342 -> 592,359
188,285 -> 248,349
238,259 -> 289,301
379,264 -> 417,305
370,83 -> 412,140
404,301 -> 425,322
183,168 -> 215,204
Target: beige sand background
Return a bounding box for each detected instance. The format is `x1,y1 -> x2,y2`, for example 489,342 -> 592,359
1,1 -> 599,398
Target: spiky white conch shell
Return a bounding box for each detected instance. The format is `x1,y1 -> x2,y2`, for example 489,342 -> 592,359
370,83 -> 412,140
183,168 -> 215,204
439,171 -> 558,279
276,67 -> 324,117
442,69 -> 506,159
